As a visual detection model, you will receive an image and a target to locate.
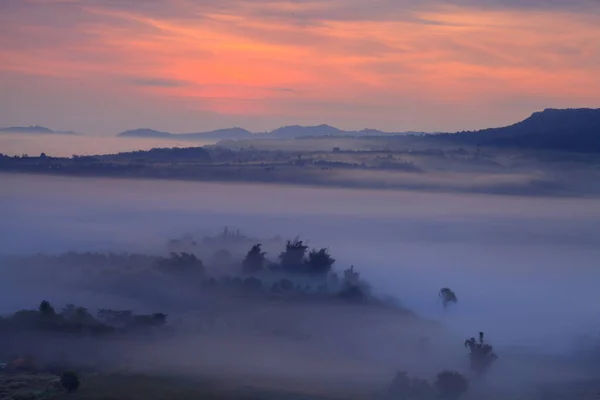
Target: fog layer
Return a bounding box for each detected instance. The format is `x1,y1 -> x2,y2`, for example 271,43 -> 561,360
1,172 -> 599,355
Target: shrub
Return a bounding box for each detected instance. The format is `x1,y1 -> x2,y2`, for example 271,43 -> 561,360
60,370 -> 80,393
435,371 -> 468,400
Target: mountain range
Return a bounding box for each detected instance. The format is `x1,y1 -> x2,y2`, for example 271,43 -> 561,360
2,108 -> 599,152
117,124 -> 417,140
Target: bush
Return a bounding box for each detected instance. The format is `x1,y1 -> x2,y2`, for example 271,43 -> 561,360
435,371 -> 468,400
60,370 -> 80,393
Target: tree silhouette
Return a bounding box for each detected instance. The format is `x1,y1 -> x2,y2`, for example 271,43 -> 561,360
39,300 -> 56,316
279,239 -> 308,272
306,248 -> 335,275
338,266 -> 369,302
439,288 -> 457,310
435,371 -> 468,400
158,252 -> 204,276
464,332 -> 498,376
242,244 -> 266,274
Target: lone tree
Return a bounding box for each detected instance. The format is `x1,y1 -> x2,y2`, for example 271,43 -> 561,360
439,288 -> 457,310
60,370 -> 80,393
464,332 -> 498,376
242,244 -> 266,274
435,371 -> 469,400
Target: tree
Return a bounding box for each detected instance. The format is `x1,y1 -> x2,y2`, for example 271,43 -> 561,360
39,300 -> 56,316
464,332 -> 498,376
279,239 -> 308,272
306,248 -> 335,275
338,266 -> 369,302
242,244 -> 266,274
158,252 -> 204,276
439,288 -> 457,310
60,370 -> 80,393
435,371 -> 468,400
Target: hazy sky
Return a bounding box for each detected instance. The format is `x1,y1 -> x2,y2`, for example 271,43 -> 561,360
1,0 -> 599,135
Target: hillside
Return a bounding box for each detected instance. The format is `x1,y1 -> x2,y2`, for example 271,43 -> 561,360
451,108 -> 600,152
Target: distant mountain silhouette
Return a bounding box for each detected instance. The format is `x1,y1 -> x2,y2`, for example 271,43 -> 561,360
117,124 -> 412,140
450,108 -> 600,152
267,124 -> 345,138
265,124 -> 413,138
118,127 -> 254,140
0,125 -> 78,135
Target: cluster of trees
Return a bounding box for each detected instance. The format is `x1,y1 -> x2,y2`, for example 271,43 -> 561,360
242,239 -> 335,276
3,240 -> 371,305
0,300 -> 167,335
158,252 -> 205,276
150,240 -> 371,303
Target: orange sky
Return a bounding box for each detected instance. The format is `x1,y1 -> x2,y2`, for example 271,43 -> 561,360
1,0 -> 599,134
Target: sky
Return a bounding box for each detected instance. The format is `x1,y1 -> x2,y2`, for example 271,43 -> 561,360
1,0 -> 599,135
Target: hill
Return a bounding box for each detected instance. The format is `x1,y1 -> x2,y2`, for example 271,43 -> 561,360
451,108 -> 600,152
0,125 -> 78,135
